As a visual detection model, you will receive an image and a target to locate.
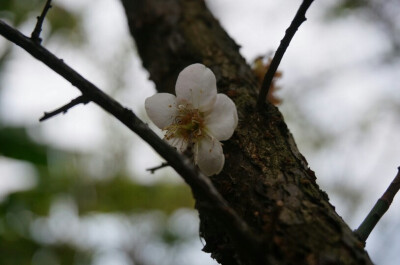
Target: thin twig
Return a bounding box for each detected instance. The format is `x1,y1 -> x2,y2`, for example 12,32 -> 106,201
354,167 -> 400,243
0,20 -> 262,260
257,0 -> 314,109
146,162 -> 169,174
39,95 -> 90,122
31,0 -> 53,43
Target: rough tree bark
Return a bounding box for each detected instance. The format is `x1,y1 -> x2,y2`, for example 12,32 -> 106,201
121,0 -> 373,264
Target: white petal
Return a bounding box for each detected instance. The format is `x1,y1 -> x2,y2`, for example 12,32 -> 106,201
175,64 -> 217,112
195,137 -> 225,176
166,137 -> 188,153
205,94 -> 238,141
145,93 -> 177,129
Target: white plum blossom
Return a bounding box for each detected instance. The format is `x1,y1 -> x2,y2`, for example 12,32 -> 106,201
145,63 -> 238,176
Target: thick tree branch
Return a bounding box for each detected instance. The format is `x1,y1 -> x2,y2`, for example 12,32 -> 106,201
122,0 -> 374,264
39,95 -> 90,121
0,19 -> 262,264
31,0 -> 52,43
354,167 -> 400,242
257,0 -> 314,108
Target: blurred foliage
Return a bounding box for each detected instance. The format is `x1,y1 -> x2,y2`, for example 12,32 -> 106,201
326,0 -> 400,56
327,0 -> 366,16
76,177 -> 194,214
0,122 -> 194,264
0,158 -> 194,264
0,2 -> 195,264
0,238 -> 89,265
0,126 -> 49,166
0,0 -> 82,47
0,0 -> 44,25
46,4 -> 79,36
0,0 -> 79,33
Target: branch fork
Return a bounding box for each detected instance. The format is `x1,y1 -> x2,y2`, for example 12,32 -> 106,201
31,0 -> 53,44
39,95 -> 90,122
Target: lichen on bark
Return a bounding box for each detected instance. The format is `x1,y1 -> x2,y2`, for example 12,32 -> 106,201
121,0 -> 373,264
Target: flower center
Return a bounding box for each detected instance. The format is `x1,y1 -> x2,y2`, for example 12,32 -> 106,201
164,104 -> 206,143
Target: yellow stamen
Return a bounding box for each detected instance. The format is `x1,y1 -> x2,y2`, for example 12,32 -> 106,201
164,103 -> 206,144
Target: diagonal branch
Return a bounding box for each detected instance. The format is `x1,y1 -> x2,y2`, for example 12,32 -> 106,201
39,95 -> 90,122
354,167 -> 400,243
257,0 -> 314,108
31,0 -> 53,43
0,19 -> 263,264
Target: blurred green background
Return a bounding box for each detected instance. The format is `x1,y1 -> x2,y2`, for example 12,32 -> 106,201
0,1 -> 203,264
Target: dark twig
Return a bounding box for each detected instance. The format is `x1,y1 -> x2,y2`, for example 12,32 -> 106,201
146,162 -> 170,174
354,167 -> 400,243
39,95 -> 90,122
31,0 -> 53,43
257,0 -> 314,109
0,20 -> 263,263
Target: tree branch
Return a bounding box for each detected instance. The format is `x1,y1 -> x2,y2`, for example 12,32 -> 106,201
146,162 -> 169,174
122,1 -> 374,264
31,0 -> 53,43
257,0 -> 314,108
39,95 -> 90,122
354,167 -> 400,243
0,19 -> 262,264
